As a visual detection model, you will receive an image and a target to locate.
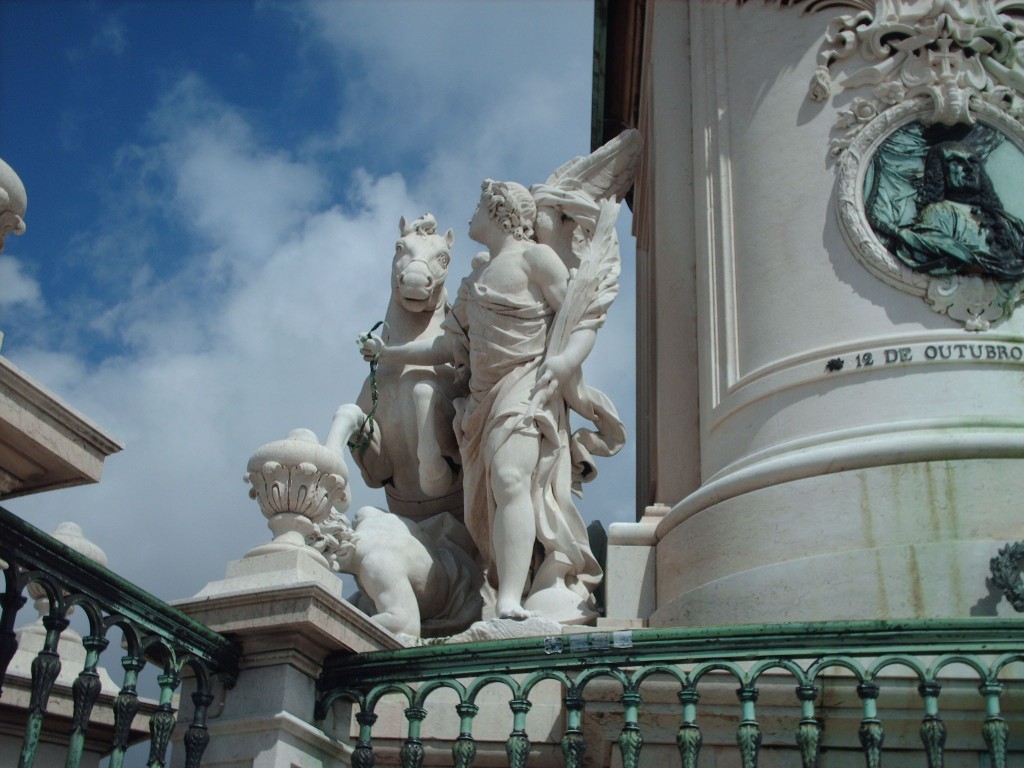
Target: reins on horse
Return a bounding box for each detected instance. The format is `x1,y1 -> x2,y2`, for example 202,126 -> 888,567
349,320 -> 387,452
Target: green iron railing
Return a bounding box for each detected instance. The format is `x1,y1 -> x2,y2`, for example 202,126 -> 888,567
0,505 -> 240,768
317,618 -> 1023,768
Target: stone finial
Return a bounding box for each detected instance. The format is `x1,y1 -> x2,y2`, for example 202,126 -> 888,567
25,522 -> 109,615
0,157 -> 27,252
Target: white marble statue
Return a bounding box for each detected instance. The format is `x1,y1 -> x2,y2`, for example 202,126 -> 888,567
359,132 -> 638,623
325,214 -> 464,522
312,505 -> 483,638
531,128 -> 643,271
0,157 -> 27,253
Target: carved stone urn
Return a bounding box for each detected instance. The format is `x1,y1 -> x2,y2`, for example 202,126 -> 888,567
244,428 -> 350,566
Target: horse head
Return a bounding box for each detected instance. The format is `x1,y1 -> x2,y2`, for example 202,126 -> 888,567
391,213 -> 454,312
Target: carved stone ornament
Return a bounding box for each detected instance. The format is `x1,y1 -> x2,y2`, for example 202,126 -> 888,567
989,540 -> 1024,611
0,157 -> 27,253
244,428 -> 351,565
813,0 -> 1024,329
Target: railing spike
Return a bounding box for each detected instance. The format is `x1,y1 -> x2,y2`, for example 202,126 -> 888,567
919,717 -> 946,768
982,718 -> 1009,768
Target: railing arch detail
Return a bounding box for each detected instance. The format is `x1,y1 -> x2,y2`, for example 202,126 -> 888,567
318,619 -> 1024,768
0,506 -> 239,768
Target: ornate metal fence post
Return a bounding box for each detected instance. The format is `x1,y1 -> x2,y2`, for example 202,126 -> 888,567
676,684 -> 702,768
353,709 -> 378,768
0,508 -> 239,765
0,569 -> 26,692
618,688 -> 644,768
561,687 -> 587,768
66,633 -> 110,768
317,620 -> 1024,768
19,612 -> 69,768
400,705 -> 427,768
109,654 -> 145,768
796,682 -> 821,768
857,681 -> 884,768
506,698 -> 532,768
183,688 -> 215,768
453,702 -> 479,768
146,672 -> 181,768
736,684 -> 761,768
918,681 -> 946,768
979,680 -> 1008,768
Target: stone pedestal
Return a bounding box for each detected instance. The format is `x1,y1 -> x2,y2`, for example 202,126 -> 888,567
652,458 -> 1024,626
170,549 -> 402,768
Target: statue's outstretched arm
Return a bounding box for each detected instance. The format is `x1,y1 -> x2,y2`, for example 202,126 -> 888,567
358,331 -> 455,367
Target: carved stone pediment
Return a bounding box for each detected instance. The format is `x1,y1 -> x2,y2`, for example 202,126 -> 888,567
811,0 -> 1024,329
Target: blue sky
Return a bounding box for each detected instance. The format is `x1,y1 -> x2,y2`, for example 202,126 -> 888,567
0,0 -> 636,607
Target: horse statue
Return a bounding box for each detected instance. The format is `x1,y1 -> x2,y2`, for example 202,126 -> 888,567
325,213 -> 464,523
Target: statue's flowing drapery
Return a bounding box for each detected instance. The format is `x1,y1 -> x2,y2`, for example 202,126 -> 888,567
444,275 -> 622,603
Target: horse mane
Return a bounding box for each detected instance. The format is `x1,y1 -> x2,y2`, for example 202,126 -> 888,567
401,213 -> 438,237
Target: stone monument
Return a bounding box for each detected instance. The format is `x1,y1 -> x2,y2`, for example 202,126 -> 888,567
355,131 -> 640,627
599,0 -> 1024,628
224,131 -> 644,639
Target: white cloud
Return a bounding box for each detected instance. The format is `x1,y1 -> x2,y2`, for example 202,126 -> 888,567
0,255 -> 43,309
297,0 -> 593,184
7,3 -> 637,608
8,84 -> 421,598
150,76 -> 328,266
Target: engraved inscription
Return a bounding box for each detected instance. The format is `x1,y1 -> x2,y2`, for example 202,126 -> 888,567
824,341 -> 1024,376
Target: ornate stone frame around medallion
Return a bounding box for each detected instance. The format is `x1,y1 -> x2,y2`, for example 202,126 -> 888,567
836,93 -> 1024,331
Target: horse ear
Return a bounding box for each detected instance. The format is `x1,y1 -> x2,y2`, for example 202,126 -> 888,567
445,228 -> 455,247
399,215 -> 408,234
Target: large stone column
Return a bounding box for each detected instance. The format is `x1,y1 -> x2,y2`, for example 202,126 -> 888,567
608,0 -> 1024,627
